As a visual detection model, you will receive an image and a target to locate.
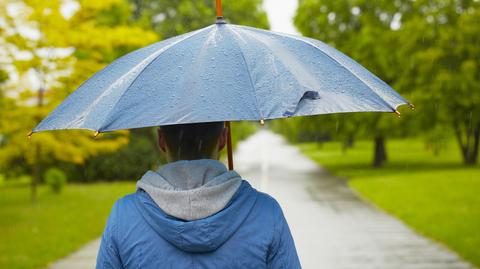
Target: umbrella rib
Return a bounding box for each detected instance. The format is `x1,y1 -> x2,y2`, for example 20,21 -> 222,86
227,27 -> 264,120
241,27 -> 399,111
97,26 -> 213,131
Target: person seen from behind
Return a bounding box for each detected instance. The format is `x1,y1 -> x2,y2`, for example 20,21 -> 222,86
96,122 -> 301,268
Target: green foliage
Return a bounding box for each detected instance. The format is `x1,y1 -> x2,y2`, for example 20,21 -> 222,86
0,0 -> 158,181
0,182 -> 135,269
0,175 -> 32,188
131,0 -> 270,38
300,138 -> 480,266
294,0 -> 480,165
81,128 -> 163,181
396,1 -> 480,164
231,121 -> 258,148
44,167 -> 67,193
0,69 -> 8,84
271,115 -> 360,144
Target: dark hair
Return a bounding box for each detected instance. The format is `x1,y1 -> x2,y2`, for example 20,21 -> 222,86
160,122 -> 225,160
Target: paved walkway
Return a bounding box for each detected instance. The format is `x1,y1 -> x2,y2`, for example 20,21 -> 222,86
47,130 -> 474,269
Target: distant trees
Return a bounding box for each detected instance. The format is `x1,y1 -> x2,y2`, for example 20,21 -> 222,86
294,0 -> 411,167
397,1 -> 480,165
0,0 -> 157,192
130,0 -> 269,38
293,0 -> 480,166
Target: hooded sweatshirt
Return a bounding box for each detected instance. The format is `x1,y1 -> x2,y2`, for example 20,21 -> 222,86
96,159 -> 301,269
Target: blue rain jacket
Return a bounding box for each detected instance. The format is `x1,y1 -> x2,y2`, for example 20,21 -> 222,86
96,181 -> 301,269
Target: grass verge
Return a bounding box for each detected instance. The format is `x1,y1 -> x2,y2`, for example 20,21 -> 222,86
0,182 -> 135,269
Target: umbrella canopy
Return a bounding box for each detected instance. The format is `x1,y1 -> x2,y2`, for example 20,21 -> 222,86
32,21 -> 410,134
31,2 -> 411,170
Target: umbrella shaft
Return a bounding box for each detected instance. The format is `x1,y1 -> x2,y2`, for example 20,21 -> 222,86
226,121 -> 234,170
216,0 -> 223,18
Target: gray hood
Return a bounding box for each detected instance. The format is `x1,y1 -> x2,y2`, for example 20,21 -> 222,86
136,159 -> 242,221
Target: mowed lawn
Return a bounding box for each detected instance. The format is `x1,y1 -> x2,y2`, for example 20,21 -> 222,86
0,182 -> 135,269
299,139 -> 480,267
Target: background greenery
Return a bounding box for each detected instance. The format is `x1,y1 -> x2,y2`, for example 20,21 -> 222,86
0,182 -> 135,269
1,0 -> 479,268
281,0 -> 480,167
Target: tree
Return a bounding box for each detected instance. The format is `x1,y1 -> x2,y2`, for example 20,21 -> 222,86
130,0 -> 270,38
396,0 -> 480,165
294,0 -> 413,167
295,0 -> 480,166
0,0 -> 158,198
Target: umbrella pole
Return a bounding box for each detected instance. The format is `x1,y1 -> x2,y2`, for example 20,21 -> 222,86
216,0 -> 223,19
226,121 -> 234,170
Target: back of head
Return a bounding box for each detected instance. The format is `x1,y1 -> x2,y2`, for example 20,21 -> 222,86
160,122 -> 225,161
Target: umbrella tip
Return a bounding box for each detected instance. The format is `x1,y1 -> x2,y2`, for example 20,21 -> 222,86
93,131 -> 100,138
27,130 -> 33,139
409,103 -> 415,110
394,110 -> 401,117
260,119 -> 265,126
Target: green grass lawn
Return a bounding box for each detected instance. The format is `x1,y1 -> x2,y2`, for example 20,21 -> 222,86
299,139 -> 480,267
0,182 -> 135,269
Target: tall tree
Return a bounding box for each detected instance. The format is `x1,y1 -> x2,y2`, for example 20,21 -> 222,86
0,0 -> 158,196
397,0 -> 480,165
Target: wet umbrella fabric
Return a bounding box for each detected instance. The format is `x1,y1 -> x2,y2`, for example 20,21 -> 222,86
33,22 -> 409,133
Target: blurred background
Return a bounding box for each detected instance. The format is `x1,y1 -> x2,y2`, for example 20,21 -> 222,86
0,0 -> 478,268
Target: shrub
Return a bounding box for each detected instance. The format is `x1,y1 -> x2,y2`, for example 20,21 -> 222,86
44,168 -> 67,194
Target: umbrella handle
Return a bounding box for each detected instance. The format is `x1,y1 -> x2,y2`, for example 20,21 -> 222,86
226,121 -> 234,170
216,0 -> 223,19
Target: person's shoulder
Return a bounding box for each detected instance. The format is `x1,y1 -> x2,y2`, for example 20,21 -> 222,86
244,182 -> 283,213
109,192 -> 139,219
257,191 -> 281,208
114,192 -> 137,208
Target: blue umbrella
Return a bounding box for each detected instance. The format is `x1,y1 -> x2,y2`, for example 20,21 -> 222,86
31,1 -> 411,169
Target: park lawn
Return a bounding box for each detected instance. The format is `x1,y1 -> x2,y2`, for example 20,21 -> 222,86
299,139 -> 480,267
0,182 -> 136,269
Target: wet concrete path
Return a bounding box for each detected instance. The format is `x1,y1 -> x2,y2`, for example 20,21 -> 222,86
235,130 -> 473,269
47,130 -> 474,269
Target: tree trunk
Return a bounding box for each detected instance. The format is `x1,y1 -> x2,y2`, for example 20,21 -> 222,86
466,125 -> 479,165
373,136 -> 387,167
454,123 -> 479,166
131,0 -> 143,20
346,135 -> 355,148
341,135 -> 354,155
